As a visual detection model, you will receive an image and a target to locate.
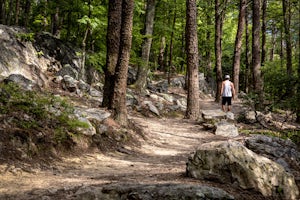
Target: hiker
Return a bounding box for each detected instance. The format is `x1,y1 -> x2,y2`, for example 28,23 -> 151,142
220,74 -> 235,112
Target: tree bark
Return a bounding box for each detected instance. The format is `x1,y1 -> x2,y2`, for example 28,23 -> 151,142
245,3 -> 250,93
261,0 -> 267,66
297,15 -> 300,123
185,0 -> 200,120
252,0 -> 264,108
215,0 -> 223,102
233,0 -> 246,99
135,0 -> 156,92
24,0 -> 31,28
269,24 -> 277,61
112,0 -> 134,126
0,0 -> 6,24
205,1 -> 213,80
282,0 -> 292,76
102,0 -> 122,108
6,0 -> 13,25
168,2 -> 176,83
15,0 -> 20,25
158,36 -> 166,71
51,6 -> 60,37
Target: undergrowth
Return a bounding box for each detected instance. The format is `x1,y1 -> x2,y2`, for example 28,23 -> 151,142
0,82 -> 88,146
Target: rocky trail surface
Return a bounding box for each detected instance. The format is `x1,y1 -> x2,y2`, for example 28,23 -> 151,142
0,100 -> 269,199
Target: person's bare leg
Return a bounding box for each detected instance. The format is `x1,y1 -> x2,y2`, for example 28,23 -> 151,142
222,105 -> 226,112
228,105 -> 231,112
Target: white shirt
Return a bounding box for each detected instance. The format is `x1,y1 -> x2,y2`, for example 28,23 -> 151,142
222,80 -> 232,97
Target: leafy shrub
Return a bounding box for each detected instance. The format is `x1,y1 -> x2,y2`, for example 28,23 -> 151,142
262,61 -> 298,112
16,32 -> 35,42
0,82 -> 89,145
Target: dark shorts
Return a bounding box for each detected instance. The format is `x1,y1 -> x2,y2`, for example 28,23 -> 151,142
222,97 -> 232,106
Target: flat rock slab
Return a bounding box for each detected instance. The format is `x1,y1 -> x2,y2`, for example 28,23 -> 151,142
201,109 -> 226,120
74,183 -> 235,200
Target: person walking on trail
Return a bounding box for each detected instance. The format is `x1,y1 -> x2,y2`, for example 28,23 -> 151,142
221,74 -> 235,112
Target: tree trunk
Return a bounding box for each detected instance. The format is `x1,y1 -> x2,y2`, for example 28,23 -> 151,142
296,16 -> 300,123
24,0 -> 31,28
269,24 -> 277,61
158,36 -> 166,71
102,0 -> 122,108
168,3 -> 176,83
112,0 -> 134,126
280,30 -> 284,68
233,0 -> 246,99
252,0 -> 264,108
51,6 -> 60,37
282,0 -> 292,76
6,0 -> 13,25
215,0 -> 223,102
261,0 -> 267,66
185,0 -> 200,120
0,0 -> 6,24
205,1 -> 213,80
80,0 -> 92,82
135,0 -> 156,92
15,0 -> 20,25
245,3 -> 250,93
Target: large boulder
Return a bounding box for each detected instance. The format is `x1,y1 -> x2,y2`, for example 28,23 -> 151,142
186,141 -> 299,199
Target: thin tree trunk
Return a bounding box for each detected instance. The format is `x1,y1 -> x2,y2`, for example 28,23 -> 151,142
269,24 -> 277,61
51,6 -> 60,36
205,1 -> 213,80
215,0 -> 223,102
24,0 -> 31,28
112,0 -> 134,126
168,2 -> 176,83
185,0 -> 200,120
80,0 -> 92,82
180,14 -> 185,73
233,0 -> 246,99
261,0 -> 267,66
102,0 -> 122,108
135,0 -> 156,92
280,30 -> 284,68
245,3 -> 250,93
252,0 -> 264,108
283,0 -> 292,76
296,15 -> 300,122
6,0 -> 13,25
15,0 -> 20,25
158,36 -> 166,71
0,0 -> 6,24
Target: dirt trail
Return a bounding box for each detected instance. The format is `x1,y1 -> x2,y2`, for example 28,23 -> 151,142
0,100 -> 255,199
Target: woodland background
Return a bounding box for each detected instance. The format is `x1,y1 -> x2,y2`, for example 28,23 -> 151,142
0,0 -> 299,123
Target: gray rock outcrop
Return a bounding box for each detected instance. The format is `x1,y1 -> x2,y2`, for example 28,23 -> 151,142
73,183 -> 235,200
245,134 -> 300,180
186,140 -> 299,199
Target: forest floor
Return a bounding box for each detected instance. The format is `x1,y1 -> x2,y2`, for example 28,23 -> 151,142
0,97 -> 274,200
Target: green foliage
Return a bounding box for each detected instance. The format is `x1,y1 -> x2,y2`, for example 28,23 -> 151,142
241,92 -> 261,110
86,52 -> 106,73
0,83 -> 89,145
262,61 -> 298,111
16,33 -> 35,42
36,51 -> 44,58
